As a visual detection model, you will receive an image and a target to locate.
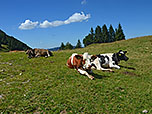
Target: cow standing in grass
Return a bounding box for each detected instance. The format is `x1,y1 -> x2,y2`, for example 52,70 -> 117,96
67,52 -> 94,80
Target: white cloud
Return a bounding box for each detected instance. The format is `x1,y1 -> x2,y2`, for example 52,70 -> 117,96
40,20 -> 64,28
40,12 -> 91,28
81,0 -> 87,5
64,12 -> 90,24
19,12 -> 91,30
19,20 -> 38,30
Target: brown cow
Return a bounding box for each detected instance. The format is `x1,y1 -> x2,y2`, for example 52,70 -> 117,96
67,52 -> 94,80
26,48 -> 53,58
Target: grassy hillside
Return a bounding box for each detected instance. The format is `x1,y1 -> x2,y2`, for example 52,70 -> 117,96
0,36 -> 152,113
0,44 -> 9,52
0,29 -> 30,51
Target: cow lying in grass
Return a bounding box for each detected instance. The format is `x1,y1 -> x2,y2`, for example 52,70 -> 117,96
26,48 -> 53,59
91,50 -> 129,71
67,52 -> 95,80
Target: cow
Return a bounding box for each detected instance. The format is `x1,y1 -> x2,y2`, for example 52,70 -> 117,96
89,55 -> 114,72
25,48 -> 53,59
91,50 -> 129,70
67,52 -> 94,80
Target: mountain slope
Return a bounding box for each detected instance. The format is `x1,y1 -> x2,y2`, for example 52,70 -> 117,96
0,29 -> 30,51
0,36 -> 152,113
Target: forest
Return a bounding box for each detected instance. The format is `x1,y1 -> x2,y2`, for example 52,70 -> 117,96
0,30 -> 30,51
60,23 -> 125,49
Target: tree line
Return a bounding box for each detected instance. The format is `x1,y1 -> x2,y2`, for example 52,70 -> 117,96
83,23 -> 125,47
0,30 -> 30,51
59,39 -> 82,50
59,23 -> 125,50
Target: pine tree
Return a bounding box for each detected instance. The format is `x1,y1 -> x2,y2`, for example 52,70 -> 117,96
95,25 -> 102,43
75,39 -> 82,48
102,24 -> 109,43
83,33 -> 94,47
115,23 -> 125,41
90,27 -> 95,43
65,42 -> 73,50
60,42 -> 65,50
109,24 -> 115,42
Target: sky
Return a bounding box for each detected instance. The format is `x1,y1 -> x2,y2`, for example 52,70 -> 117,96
0,0 -> 152,48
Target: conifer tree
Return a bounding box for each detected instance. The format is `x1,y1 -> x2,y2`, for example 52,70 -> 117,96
115,23 -> 125,41
75,39 -> 82,48
90,27 -> 95,43
95,25 -> 102,43
60,42 -> 65,50
102,24 -> 109,43
83,34 -> 93,47
83,27 -> 95,47
109,24 -> 115,42
65,42 -> 73,50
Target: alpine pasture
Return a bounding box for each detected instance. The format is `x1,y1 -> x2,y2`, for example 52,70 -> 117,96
0,36 -> 152,113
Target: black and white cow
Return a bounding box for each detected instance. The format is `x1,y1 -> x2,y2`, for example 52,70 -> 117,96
91,50 -> 129,71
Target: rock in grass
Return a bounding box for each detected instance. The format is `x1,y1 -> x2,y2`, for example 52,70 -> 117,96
0,95 -> 3,99
19,73 -> 22,76
142,110 -> 148,113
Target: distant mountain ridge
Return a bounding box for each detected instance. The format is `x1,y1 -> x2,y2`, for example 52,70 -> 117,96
48,47 -> 60,51
0,29 -> 30,51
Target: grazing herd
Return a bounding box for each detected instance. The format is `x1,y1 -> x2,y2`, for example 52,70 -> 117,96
25,48 -> 129,80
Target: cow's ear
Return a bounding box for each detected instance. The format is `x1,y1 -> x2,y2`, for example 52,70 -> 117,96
91,55 -> 97,60
119,50 -> 122,53
75,55 -> 82,59
96,54 -> 101,57
124,51 -> 127,54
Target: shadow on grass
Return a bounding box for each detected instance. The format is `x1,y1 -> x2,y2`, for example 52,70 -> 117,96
91,73 -> 110,79
119,65 -> 136,70
121,71 -> 140,77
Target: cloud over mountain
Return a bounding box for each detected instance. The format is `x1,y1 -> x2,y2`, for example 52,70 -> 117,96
19,12 -> 91,30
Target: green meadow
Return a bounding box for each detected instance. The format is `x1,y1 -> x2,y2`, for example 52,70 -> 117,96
0,36 -> 152,113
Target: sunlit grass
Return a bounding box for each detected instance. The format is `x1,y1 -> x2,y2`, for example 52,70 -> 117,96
0,36 -> 152,113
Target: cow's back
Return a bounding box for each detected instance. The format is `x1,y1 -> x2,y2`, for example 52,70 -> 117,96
34,48 -> 48,56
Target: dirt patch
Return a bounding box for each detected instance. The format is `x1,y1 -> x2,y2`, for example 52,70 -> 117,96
9,50 -> 24,52
122,71 -> 140,77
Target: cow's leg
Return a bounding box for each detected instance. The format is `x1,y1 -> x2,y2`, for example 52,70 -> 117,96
95,62 -> 113,72
77,69 -> 94,80
100,67 -> 114,72
109,63 -> 120,69
35,53 -> 41,58
87,69 -> 93,74
47,51 -> 50,57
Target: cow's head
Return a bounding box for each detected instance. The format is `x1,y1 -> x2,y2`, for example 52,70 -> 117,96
73,54 -> 84,67
116,50 -> 129,61
25,49 -> 35,59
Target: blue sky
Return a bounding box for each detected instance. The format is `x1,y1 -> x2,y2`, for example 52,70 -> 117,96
0,0 -> 152,48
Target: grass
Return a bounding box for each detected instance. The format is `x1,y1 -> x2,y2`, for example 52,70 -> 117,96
0,36 -> 152,113
0,44 -> 9,52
